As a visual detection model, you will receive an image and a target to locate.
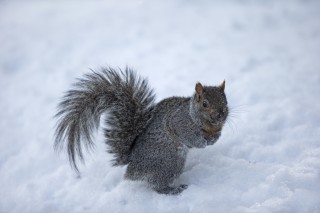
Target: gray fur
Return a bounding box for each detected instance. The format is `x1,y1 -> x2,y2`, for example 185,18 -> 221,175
54,67 -> 155,172
54,68 -> 228,194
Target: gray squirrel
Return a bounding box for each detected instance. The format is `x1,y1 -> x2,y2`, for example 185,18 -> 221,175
54,67 -> 228,195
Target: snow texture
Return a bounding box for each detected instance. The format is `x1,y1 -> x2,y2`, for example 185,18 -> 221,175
1,0 -> 320,212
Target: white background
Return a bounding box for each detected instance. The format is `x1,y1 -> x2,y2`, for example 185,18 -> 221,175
0,0 -> 319,212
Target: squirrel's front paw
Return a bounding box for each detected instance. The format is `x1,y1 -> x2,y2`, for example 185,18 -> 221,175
206,132 -> 221,145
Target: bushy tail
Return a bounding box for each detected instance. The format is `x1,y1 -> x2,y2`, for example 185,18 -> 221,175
54,67 -> 155,172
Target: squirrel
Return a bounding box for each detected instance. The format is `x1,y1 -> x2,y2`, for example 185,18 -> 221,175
54,67 -> 228,195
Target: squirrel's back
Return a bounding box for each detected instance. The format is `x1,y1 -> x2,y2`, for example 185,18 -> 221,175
136,97 -> 190,143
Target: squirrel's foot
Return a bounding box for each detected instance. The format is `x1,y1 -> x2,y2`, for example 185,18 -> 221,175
155,184 -> 188,195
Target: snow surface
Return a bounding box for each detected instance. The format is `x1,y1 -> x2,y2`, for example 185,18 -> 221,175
1,0 -> 320,212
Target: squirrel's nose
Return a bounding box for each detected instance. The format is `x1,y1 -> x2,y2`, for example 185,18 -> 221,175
210,112 -> 219,120
213,111 -> 225,122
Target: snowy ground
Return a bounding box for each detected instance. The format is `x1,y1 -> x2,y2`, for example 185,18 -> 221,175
1,0 -> 320,212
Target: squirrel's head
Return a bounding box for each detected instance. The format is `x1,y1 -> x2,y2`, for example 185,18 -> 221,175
191,81 -> 228,129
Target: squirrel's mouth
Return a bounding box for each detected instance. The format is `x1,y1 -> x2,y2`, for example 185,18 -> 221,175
209,114 -> 227,125
211,112 -> 228,125
207,119 -> 226,128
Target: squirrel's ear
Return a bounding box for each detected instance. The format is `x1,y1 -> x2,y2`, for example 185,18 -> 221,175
195,82 -> 203,101
219,80 -> 225,91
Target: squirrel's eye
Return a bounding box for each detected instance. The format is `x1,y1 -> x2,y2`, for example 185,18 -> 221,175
202,100 -> 209,108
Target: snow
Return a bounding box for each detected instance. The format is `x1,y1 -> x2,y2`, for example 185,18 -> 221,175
1,0 -> 320,212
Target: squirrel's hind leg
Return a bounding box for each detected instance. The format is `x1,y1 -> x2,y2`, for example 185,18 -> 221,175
125,166 -> 188,195
154,184 -> 188,195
